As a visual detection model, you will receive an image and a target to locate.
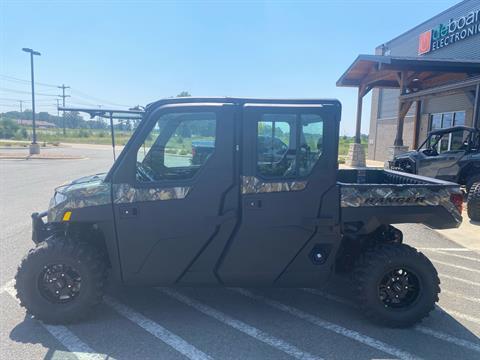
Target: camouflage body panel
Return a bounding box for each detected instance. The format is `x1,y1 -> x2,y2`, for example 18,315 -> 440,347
48,178 -> 110,222
241,176 -> 307,194
48,174 -> 190,222
113,184 -> 190,203
340,186 -> 462,223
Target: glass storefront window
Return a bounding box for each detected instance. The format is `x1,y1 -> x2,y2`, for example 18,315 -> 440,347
429,111 -> 467,153
454,111 -> 466,126
442,113 -> 453,128
431,114 -> 442,130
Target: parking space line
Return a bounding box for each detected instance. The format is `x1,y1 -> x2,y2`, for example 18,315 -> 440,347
434,251 -> 480,263
1,281 -> 109,360
103,296 -> 212,360
441,274 -> 480,287
415,326 -> 480,354
302,288 -> 480,354
160,288 -> 321,360
416,248 -> 474,252
232,288 -> 418,360
442,290 -> 480,304
432,259 -> 480,274
438,307 -> 480,325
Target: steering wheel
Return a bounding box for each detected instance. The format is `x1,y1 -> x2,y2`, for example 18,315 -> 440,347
136,161 -> 155,182
283,144 -> 310,177
421,148 -> 438,157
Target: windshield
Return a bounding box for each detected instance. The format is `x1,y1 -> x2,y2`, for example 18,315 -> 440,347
420,129 -> 472,153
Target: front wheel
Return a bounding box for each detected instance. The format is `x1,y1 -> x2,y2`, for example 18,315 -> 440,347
353,243 -> 439,328
467,182 -> 480,221
15,237 -> 107,324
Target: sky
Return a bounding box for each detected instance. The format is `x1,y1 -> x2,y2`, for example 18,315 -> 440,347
1,0 -> 461,135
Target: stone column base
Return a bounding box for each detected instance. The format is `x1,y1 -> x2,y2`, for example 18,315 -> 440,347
384,145 -> 409,168
29,143 -> 40,155
346,143 -> 366,167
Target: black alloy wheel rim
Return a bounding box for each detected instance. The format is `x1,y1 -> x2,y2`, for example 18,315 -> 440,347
378,268 -> 420,309
38,264 -> 81,303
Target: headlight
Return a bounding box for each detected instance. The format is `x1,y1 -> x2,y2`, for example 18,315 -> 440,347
52,192 -> 68,207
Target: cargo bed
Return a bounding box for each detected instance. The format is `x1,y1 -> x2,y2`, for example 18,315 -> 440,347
337,169 -> 462,230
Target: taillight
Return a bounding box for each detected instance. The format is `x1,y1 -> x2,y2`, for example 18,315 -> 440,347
192,148 -> 196,157
450,193 -> 463,213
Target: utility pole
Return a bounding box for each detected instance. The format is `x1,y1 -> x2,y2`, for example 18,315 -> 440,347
19,100 -> 23,113
58,84 -> 70,135
56,98 -> 60,118
22,47 -> 41,155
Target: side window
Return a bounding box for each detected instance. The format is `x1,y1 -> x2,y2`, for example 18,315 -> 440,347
449,130 -> 470,151
299,114 -> 323,176
256,113 -> 324,178
136,112 -> 216,182
257,115 -> 294,178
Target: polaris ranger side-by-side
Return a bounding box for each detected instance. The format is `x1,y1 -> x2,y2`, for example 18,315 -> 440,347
389,126 -> 480,220
16,98 -> 464,328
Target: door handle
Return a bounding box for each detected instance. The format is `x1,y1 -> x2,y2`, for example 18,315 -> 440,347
247,199 -> 262,208
119,205 -> 138,218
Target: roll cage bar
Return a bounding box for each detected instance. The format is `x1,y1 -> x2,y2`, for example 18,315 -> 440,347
417,126 -> 480,152
58,106 -> 144,160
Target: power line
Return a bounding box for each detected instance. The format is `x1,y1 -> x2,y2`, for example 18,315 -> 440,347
0,97 -> 29,102
0,87 -> 59,97
2,74 -> 135,108
0,74 -> 58,88
70,88 -> 132,107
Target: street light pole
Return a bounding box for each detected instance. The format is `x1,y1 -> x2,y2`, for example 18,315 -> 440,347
22,47 -> 41,155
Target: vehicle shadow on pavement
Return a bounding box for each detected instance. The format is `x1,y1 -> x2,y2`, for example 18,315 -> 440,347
7,277 -> 479,360
104,278 -> 480,359
9,315 -> 78,360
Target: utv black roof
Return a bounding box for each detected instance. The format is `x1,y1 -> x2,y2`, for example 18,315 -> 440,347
428,126 -> 478,136
145,97 -> 342,110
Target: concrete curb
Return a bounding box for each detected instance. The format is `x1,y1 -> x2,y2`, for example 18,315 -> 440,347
0,154 -> 86,160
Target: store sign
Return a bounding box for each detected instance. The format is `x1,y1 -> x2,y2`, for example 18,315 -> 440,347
418,9 -> 480,55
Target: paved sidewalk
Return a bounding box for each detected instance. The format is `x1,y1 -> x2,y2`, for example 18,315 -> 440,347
436,210 -> 479,253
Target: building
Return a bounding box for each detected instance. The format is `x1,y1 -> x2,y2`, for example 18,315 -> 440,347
15,119 -> 57,129
368,0 -> 480,161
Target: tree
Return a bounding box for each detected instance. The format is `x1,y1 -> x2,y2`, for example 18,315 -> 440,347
176,91 -> 191,97
0,119 -> 20,139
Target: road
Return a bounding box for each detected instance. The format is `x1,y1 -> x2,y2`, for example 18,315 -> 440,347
1,145 -> 479,360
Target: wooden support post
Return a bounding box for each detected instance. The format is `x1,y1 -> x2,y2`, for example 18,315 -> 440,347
394,71 -> 408,146
355,86 -> 363,144
473,83 -> 480,129
413,100 -> 421,149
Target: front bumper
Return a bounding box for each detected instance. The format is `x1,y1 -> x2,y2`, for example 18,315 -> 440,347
31,211 -> 64,244
32,211 -> 48,243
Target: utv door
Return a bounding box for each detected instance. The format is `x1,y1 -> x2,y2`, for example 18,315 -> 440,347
418,129 -> 470,181
111,103 -> 237,285
217,102 -> 341,286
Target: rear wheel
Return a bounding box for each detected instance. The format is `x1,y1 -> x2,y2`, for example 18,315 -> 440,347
353,243 -> 439,328
467,182 -> 480,222
466,175 -> 480,194
15,237 -> 107,324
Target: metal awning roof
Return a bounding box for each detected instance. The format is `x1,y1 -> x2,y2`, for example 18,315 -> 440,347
337,55 -> 480,88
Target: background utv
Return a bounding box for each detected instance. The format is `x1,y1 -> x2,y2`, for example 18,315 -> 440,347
16,98 -> 463,328
389,126 -> 480,221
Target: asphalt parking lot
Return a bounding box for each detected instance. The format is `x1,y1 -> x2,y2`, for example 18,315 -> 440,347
1,145 -> 479,360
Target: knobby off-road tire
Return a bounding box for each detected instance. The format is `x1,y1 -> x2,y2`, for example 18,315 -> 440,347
467,182 -> 480,222
353,243 -> 439,328
466,175 -> 480,194
15,237 -> 107,324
